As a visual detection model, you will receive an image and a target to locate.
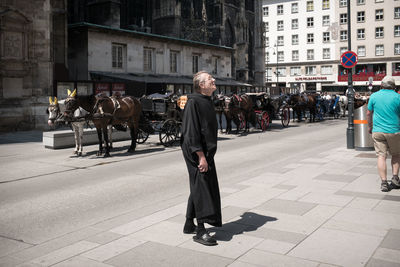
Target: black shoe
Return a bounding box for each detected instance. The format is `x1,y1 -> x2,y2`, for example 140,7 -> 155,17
183,221 -> 197,234
381,181 -> 390,192
193,230 -> 217,246
391,176 -> 400,188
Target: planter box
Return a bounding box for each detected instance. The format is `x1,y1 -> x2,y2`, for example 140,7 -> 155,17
43,128 -> 132,149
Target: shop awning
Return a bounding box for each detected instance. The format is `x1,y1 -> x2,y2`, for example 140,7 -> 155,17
90,71 -> 252,87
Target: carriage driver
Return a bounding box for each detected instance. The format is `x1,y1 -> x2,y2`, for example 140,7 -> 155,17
367,76 -> 400,192
180,71 -> 222,246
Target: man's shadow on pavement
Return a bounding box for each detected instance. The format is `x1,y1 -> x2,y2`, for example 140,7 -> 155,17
209,212 -> 277,242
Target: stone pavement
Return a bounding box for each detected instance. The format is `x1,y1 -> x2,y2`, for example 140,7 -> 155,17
1,130 -> 400,267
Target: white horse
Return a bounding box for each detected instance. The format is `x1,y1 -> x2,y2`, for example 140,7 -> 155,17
47,96 -> 113,156
338,95 -> 348,117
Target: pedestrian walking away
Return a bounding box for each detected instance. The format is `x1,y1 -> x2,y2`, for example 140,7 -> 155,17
180,71 -> 222,246
367,76 -> 400,192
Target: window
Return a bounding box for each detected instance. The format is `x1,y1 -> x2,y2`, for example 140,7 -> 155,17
292,19 -> 298,29
357,46 -> 366,57
265,37 -> 269,47
321,66 -> 332,75
170,51 -> 178,73
277,67 -> 286,76
307,49 -> 314,60
395,7 -> 400,19
357,11 -> 365,23
306,66 -> 316,75
277,36 -> 284,46
277,5 -> 283,15
266,68 -> 272,78
340,47 -> 348,54
375,45 -> 384,56
323,32 -> 330,42
278,51 -> 284,62
143,48 -> 154,72
322,15 -> 330,26
212,56 -> 218,74
266,52 -> 270,62
375,27 -> 384,38
375,0 -> 383,2
322,0 -> 330,9
292,34 -> 299,45
307,33 -> 314,43
263,6 -> 268,16
292,50 -> 299,61
290,67 -> 301,76
340,0 -> 347,7
307,17 -> 314,27
307,1 -> 314,12
277,20 -> 284,31
340,13 -> 347,24
265,22 -> 269,32
376,9 -> 384,20
395,25 -> 400,36
357,0 -> 365,4
323,48 -> 330,59
291,3 -> 298,13
395,43 -> 400,55
357,29 -> 365,39
112,43 -> 124,69
340,30 -> 348,41
192,55 -> 199,74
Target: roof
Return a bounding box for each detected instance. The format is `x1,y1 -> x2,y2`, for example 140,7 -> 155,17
90,71 -> 252,87
69,22 -> 234,51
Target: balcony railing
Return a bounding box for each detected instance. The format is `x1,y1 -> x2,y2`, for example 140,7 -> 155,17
338,72 -> 386,82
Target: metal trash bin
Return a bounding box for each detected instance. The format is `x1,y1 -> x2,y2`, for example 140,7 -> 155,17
354,104 -> 374,150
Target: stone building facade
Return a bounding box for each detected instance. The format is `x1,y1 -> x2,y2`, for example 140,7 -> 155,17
67,0 -> 265,86
0,0 -> 68,131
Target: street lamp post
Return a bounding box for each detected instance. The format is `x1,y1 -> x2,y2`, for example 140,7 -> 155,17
275,42 -> 279,93
266,46 -> 276,93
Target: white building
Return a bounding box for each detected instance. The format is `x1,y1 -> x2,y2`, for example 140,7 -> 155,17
262,0 -> 400,94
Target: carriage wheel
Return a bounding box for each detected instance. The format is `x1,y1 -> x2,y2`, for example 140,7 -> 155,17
281,106 -> 290,127
159,119 -> 179,147
258,111 -> 270,131
136,128 -> 149,144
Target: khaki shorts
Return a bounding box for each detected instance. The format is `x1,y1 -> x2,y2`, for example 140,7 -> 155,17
372,132 -> 400,157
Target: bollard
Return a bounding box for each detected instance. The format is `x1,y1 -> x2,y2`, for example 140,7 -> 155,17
354,104 -> 374,150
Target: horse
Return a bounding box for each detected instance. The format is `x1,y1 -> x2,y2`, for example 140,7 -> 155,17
288,93 -> 317,122
47,95 -> 113,156
230,94 -> 256,132
89,94 -> 142,157
63,90 -> 120,157
47,96 -> 87,156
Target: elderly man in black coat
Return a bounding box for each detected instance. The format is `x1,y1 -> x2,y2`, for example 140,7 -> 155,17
181,71 -> 222,246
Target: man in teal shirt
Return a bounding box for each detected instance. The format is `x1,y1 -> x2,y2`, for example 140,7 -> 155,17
367,76 -> 400,192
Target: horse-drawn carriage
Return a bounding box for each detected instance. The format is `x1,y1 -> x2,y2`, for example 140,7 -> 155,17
246,93 -> 291,129
138,93 -> 184,147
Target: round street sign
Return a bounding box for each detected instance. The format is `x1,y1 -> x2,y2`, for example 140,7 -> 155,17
340,51 -> 358,69
368,84 -> 373,90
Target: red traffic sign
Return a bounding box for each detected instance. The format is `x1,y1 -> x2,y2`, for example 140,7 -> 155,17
340,51 -> 358,69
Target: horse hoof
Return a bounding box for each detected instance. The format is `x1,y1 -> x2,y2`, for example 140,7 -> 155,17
78,152 -> 82,156
96,152 -> 102,156
104,153 -> 110,158
128,148 -> 135,153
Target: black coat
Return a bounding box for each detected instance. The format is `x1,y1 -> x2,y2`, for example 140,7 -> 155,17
181,93 -> 222,226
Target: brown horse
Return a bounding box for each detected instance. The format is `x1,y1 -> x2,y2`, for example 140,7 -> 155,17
288,93 -> 317,122
91,95 -> 142,157
230,94 -> 256,132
